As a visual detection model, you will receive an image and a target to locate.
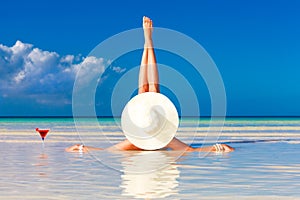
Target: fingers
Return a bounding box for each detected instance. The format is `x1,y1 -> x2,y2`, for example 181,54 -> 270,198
221,144 -> 234,152
213,144 -> 235,152
65,144 -> 86,152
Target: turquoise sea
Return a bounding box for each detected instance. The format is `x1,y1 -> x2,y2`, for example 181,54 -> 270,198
0,117 -> 300,199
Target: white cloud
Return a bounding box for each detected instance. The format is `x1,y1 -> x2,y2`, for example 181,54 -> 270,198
112,66 -> 126,73
0,40 -> 108,105
73,56 -> 106,87
60,55 -> 74,64
14,70 -> 25,83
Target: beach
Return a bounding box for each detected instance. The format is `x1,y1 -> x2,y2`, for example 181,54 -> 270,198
0,117 -> 300,199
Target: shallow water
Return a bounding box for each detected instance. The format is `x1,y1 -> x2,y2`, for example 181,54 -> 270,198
0,117 -> 300,199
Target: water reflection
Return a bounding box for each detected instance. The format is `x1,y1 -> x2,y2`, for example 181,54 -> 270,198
35,153 -> 48,166
34,153 -> 49,177
119,151 -> 181,199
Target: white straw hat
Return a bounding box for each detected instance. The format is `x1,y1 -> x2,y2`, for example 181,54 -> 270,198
121,92 -> 179,150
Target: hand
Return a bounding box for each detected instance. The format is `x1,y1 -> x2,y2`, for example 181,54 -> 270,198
65,144 -> 87,153
213,144 -> 235,152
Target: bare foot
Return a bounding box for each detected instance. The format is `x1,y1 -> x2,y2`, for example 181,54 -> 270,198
143,16 -> 153,48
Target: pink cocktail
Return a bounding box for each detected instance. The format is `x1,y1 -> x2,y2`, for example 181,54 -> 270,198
36,128 -> 49,141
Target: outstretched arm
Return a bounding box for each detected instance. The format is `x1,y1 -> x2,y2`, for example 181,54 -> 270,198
166,137 -> 234,152
65,141 -> 234,153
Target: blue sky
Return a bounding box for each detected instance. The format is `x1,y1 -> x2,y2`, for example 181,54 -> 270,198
0,0 -> 299,116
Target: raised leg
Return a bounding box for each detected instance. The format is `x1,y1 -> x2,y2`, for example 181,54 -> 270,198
147,47 -> 159,92
115,16 -> 160,151
138,42 -> 149,94
138,16 -> 160,94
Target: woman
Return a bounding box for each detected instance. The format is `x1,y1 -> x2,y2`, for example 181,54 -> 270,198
66,17 -> 234,153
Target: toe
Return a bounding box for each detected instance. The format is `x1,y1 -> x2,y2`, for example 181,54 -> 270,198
144,16 -> 151,24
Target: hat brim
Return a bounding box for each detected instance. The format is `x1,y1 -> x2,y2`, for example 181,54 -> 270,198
121,92 -> 179,150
